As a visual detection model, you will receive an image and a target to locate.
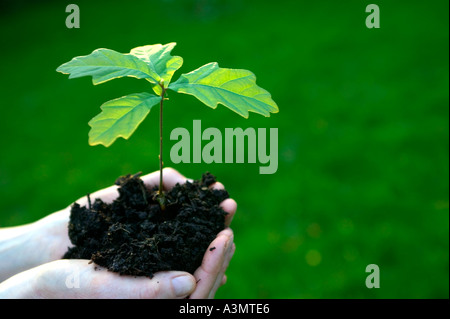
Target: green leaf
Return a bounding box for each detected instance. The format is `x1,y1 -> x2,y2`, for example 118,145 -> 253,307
56,48 -> 160,85
88,93 -> 161,147
130,43 -> 183,95
169,62 -> 278,118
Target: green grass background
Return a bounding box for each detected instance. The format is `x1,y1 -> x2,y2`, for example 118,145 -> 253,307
0,0 -> 448,298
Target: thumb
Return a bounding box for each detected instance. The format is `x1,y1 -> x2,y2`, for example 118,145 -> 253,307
4,260 -> 196,299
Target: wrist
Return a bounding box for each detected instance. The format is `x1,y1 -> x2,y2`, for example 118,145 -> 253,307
0,209 -> 71,282
0,266 -> 40,298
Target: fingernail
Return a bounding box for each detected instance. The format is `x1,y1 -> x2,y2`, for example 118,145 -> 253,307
225,235 -> 234,251
172,275 -> 195,297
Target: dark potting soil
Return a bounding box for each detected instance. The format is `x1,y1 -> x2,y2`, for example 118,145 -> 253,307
63,172 -> 229,277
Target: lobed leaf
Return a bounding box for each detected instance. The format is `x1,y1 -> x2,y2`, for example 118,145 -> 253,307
56,49 -> 160,85
168,62 -> 279,118
130,43 -> 183,95
88,93 -> 161,147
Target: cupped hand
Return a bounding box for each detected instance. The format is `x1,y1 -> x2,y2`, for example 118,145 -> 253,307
0,168 -> 236,299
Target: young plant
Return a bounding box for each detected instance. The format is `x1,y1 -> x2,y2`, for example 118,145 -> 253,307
57,43 -> 278,205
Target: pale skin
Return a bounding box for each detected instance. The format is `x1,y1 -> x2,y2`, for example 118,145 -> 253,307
0,168 -> 236,299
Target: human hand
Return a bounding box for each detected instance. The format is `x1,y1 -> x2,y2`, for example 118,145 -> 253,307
0,168 -> 236,298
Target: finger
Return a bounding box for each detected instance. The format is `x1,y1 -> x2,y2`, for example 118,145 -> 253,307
209,182 -> 225,190
190,229 -> 234,299
221,275 -> 227,286
209,181 -> 236,227
208,242 -> 235,298
221,199 -> 237,227
73,184 -> 119,207
74,167 -> 191,207
142,167 -> 192,191
32,260 -> 196,299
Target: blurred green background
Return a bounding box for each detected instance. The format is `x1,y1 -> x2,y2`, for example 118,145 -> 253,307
0,0 -> 448,298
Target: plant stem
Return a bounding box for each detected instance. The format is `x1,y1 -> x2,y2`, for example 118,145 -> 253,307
153,81 -> 167,211
159,85 -> 166,196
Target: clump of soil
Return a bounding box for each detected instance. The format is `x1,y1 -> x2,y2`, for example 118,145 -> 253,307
63,172 -> 229,277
